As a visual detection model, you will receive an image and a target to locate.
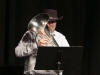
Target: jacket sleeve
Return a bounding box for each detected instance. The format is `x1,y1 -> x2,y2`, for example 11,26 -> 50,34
15,31 -> 38,57
61,36 -> 70,47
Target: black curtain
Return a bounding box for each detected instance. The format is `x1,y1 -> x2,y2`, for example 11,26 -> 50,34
0,0 -> 100,75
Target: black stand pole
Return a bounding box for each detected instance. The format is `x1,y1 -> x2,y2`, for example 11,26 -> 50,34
57,50 -> 62,75
57,61 -> 61,75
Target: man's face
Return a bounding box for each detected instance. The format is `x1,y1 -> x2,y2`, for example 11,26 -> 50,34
47,21 -> 57,32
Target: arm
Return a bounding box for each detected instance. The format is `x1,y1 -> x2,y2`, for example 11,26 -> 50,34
61,36 -> 70,47
53,31 -> 70,47
15,31 -> 38,57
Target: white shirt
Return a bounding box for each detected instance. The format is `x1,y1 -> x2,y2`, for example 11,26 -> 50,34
50,30 -> 70,47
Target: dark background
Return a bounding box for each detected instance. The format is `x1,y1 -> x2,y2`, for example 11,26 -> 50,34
0,0 -> 100,75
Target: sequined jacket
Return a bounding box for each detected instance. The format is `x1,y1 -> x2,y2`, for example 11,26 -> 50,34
15,30 -> 70,75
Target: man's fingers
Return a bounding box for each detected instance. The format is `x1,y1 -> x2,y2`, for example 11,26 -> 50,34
40,39 -> 48,43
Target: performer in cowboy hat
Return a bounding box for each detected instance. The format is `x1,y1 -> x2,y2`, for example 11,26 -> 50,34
15,9 -> 70,75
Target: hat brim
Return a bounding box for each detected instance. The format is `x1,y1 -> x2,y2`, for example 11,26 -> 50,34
49,16 -> 63,21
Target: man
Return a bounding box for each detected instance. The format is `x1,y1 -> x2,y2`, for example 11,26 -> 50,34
38,9 -> 69,47
15,9 -> 70,75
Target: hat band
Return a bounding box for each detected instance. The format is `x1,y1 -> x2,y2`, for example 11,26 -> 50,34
49,17 -> 58,20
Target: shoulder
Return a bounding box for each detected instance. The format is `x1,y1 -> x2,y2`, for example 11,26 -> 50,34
22,31 -> 36,40
24,31 -> 33,35
23,31 -> 36,36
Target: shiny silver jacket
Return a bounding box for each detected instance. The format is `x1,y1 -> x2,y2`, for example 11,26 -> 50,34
15,30 -> 70,75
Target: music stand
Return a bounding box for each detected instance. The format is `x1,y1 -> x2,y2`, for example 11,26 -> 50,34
35,46 -> 83,75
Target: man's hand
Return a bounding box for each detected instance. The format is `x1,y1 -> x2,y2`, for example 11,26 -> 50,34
38,38 -> 48,46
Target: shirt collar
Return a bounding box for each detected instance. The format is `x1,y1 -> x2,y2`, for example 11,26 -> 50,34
50,30 -> 56,36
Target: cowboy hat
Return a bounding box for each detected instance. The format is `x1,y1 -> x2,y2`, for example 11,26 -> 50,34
43,9 -> 63,21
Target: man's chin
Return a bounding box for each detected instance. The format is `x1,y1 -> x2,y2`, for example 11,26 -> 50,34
50,30 -> 54,32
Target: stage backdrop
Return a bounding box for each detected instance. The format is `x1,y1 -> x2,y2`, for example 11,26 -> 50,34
0,0 -> 100,75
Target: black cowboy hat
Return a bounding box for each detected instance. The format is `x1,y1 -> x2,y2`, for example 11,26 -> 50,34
43,9 -> 63,21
